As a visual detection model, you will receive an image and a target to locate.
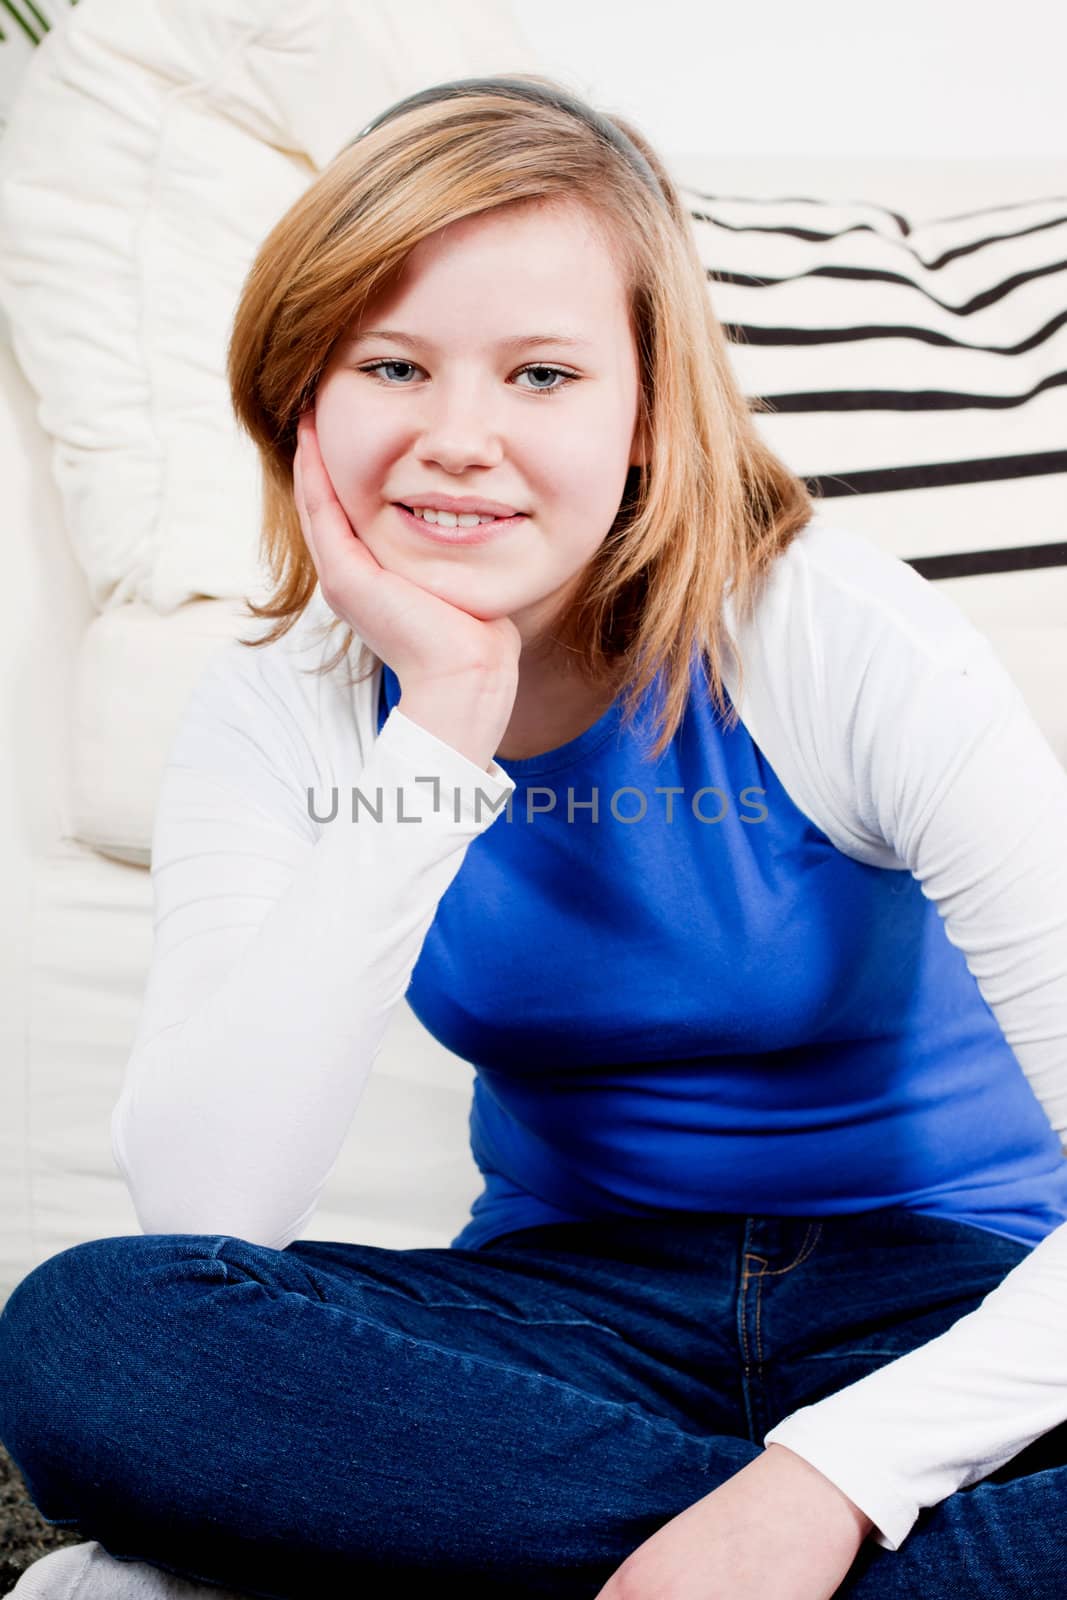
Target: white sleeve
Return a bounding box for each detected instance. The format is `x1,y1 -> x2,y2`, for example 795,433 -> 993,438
764,623 -> 1067,1551
110,643 -> 516,1251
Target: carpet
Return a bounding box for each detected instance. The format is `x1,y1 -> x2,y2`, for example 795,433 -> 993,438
0,1442 -> 86,1592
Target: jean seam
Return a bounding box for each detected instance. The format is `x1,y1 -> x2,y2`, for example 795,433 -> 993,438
738,1269 -> 764,1441
335,1275 -> 628,1340
738,1224 -> 762,1440
374,1298 -> 628,1339
753,1222 -> 823,1279
739,1223 -> 823,1438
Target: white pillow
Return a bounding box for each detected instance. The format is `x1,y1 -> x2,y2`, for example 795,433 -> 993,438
680,186 -> 1067,615
0,0 -> 546,613
0,0 -> 71,141
72,599 -> 262,865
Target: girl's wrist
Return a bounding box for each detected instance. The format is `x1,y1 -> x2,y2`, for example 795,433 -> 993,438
763,1443 -> 877,1544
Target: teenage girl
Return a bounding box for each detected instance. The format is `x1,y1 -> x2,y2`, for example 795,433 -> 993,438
2,74 -> 1067,1600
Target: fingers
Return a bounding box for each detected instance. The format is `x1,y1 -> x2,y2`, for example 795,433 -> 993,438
294,409 -> 335,537
293,410 -> 378,612
295,409 -> 329,518
292,428 -> 327,591
292,414 -> 315,549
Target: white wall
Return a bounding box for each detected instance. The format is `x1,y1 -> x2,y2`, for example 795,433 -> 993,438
511,0 -> 1067,160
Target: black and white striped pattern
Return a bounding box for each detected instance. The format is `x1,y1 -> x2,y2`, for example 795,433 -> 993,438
683,188 -> 1067,622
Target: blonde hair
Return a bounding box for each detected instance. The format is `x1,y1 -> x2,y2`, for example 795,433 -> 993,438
226,73 -> 816,762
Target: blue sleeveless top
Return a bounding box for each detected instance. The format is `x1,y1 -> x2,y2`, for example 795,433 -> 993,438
377,658 -> 1067,1252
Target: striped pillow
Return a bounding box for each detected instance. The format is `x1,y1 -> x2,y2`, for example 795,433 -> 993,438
684,189 -> 1067,633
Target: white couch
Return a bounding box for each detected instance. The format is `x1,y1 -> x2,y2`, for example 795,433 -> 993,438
1,0 -> 1065,1307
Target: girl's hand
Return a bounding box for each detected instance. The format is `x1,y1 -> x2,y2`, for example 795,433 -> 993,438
292,408 -> 523,698
593,1445 -> 874,1600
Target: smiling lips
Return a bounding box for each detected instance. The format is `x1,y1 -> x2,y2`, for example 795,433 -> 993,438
401,504 -> 521,527
395,493 -> 525,518
392,502 -> 526,544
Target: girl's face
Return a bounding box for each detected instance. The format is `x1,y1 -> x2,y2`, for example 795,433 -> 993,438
314,198 -> 647,651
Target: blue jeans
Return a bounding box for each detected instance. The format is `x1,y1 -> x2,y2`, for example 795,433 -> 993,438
0,1206 -> 1064,1597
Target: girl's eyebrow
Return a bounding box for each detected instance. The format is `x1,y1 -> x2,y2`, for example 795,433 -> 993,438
346,329 -> 594,353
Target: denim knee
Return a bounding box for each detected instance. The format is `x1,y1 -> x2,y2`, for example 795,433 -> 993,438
0,1233 -> 230,1494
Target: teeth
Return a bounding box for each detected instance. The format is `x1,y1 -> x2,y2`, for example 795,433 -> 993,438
409,506 -> 503,527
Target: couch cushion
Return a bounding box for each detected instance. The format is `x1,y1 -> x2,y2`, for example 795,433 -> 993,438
72,599 -> 259,865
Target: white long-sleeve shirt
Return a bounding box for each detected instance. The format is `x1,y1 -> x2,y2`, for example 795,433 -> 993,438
111,512 -> 1067,1551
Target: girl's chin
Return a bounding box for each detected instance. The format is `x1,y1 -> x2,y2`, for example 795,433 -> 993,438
387,562 -> 523,615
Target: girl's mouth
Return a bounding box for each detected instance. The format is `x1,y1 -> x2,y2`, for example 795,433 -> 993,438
393,503 -> 528,546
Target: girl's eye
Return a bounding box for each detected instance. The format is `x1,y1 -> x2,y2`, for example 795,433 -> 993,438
356,359 -> 578,397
